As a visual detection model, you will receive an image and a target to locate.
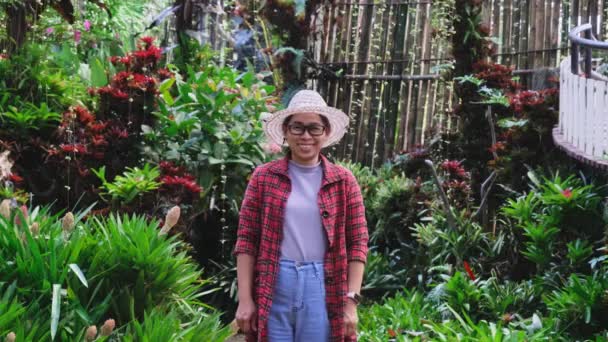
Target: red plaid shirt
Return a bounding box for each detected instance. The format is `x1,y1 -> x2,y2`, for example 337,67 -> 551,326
234,154 -> 369,342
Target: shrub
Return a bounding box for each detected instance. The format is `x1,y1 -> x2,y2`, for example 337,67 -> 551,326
544,272 -> 608,338
0,205 -> 227,340
501,173 -> 605,275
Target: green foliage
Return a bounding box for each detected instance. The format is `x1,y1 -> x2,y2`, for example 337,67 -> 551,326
358,289 -> 559,341
476,87 -> 510,107
0,102 -> 61,138
357,290 -> 428,341
566,239 -> 593,266
362,249 -> 408,296
501,173 -> 604,273
92,164 -> 162,206
413,210 -> 505,269
0,206 -> 227,339
142,51 -> 277,227
122,308 -> 231,342
544,272 -> 608,338
0,43 -> 88,114
436,272 -> 483,320
480,277 -> 541,319
335,160 -> 379,211
369,176 -> 417,245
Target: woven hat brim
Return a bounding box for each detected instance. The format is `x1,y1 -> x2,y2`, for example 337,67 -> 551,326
263,106 -> 349,148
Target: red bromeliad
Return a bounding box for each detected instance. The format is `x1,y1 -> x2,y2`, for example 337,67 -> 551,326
441,160 -> 467,179
464,261 -> 476,281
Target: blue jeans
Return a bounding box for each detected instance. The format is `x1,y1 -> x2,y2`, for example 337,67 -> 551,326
268,260 -> 330,342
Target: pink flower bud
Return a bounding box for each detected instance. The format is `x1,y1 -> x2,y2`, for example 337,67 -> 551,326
14,205 -> 28,226
100,319 -> 115,336
159,206 -> 180,235
5,332 -> 16,342
83,20 -> 91,32
30,222 -> 40,237
0,199 -> 10,219
85,325 -> 97,341
62,212 -> 75,233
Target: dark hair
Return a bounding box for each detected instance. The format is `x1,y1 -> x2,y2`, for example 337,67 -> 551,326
282,114 -> 331,134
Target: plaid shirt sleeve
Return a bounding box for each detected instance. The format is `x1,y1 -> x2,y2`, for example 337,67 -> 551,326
345,172 -> 369,264
234,168 -> 262,257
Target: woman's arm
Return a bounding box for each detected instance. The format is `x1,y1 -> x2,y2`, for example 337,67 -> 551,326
236,254 -> 257,333
234,168 -> 262,333
343,172 -> 369,338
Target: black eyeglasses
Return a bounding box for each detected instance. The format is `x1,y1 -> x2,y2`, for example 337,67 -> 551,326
287,124 -> 326,136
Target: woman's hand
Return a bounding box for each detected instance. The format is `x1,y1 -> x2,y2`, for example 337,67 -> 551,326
235,298 -> 258,333
344,300 -> 358,338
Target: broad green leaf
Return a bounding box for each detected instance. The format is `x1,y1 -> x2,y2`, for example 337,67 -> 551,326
162,91 -> 175,106
159,77 -> 176,93
90,58 -> 108,87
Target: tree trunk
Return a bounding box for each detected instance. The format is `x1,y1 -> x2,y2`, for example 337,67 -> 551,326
4,4 -> 28,53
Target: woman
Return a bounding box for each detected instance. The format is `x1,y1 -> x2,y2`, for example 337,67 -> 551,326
233,89 -> 368,342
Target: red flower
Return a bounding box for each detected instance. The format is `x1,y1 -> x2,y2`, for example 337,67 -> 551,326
91,135 -> 109,147
562,188 -> 573,199
60,144 -> 88,154
488,141 -> 506,154
108,127 -> 128,139
464,261 -> 476,281
159,161 -> 186,176
95,86 -> 130,101
140,36 -> 155,47
88,121 -> 108,133
73,106 -> 95,125
132,46 -> 162,66
388,329 -> 397,338
161,175 -> 202,194
109,56 -> 120,65
8,174 -> 23,183
441,160 -> 467,178
157,68 -> 173,80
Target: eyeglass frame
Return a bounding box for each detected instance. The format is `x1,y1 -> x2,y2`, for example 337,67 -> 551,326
285,123 -> 327,136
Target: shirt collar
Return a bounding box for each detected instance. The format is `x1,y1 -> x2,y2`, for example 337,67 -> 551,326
268,154 -> 345,185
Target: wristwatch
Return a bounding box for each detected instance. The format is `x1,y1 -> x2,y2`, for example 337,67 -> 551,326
346,291 -> 362,305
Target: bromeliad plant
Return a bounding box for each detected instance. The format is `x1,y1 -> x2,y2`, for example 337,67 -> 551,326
501,172 -> 604,275
92,163 -> 162,206
0,204 -> 229,340
42,37 -> 168,208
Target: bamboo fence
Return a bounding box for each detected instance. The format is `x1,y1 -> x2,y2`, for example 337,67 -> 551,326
309,0 -> 608,166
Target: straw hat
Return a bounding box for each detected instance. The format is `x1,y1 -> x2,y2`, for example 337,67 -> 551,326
262,90 -> 349,148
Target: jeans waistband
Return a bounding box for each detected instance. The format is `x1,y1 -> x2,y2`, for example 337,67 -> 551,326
280,259 -> 324,266
279,259 -> 324,273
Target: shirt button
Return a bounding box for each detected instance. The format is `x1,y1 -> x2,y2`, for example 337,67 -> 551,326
322,210 -> 329,218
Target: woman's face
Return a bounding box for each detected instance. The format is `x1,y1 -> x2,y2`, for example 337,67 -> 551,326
283,113 -> 329,166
